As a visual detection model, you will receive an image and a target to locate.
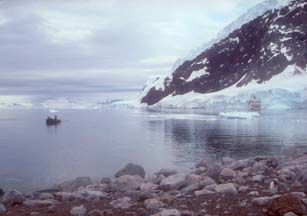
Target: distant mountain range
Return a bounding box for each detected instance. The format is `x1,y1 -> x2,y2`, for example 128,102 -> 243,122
140,0 -> 307,110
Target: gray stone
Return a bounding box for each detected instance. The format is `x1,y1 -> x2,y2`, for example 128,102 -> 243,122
158,169 -> 177,177
39,192 -> 54,200
2,189 -> 25,206
199,177 -> 216,187
228,159 -> 249,170
238,186 -> 249,193
110,197 -> 133,209
115,163 -> 145,178
60,177 -> 93,192
151,209 -> 181,216
70,205 -> 87,216
23,199 -> 54,208
252,175 -> 264,182
160,174 -> 186,191
283,213 -> 298,216
194,189 -> 215,196
88,209 -> 103,216
185,174 -> 202,185
144,198 -> 165,210
252,196 -> 280,206
140,182 -> 158,192
220,168 -> 236,178
248,191 -> 259,196
215,183 -> 237,195
112,175 -> 144,192
100,177 -> 111,184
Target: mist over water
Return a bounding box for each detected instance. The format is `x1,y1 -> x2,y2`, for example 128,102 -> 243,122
0,108 -> 306,192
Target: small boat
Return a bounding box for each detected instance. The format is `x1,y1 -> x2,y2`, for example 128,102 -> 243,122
248,95 -> 262,111
46,116 -> 61,126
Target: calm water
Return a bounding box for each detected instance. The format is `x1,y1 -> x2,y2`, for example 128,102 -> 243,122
0,109 -> 307,191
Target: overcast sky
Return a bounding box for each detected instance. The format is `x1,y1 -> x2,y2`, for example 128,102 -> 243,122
0,0 -> 263,96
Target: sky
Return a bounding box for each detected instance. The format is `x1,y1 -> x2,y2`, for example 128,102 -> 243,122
0,0 -> 263,97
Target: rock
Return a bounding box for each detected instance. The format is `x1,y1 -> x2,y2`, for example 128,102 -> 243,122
0,189 -> 4,197
252,175 -> 264,182
222,157 -> 235,165
204,184 -> 216,191
185,174 -> 202,185
60,177 -> 93,192
191,167 -> 206,175
151,209 -> 181,216
206,163 -> 222,180
115,163 -> 146,178
228,159 -> 249,170
30,212 -> 39,216
194,189 -> 215,196
267,194 -> 306,216
78,189 -> 107,200
101,177 -> 111,184
248,191 -> 259,196
281,146 -> 297,158
220,168 -> 236,178
2,189 -> 25,206
110,197 -> 133,209
23,199 -> 54,208
252,196 -> 280,207
39,192 -> 54,200
283,213 -> 298,216
199,177 -> 216,187
88,209 -> 104,216
181,183 -> 202,193
215,183 -> 237,195
144,198 -> 165,210
70,205 -> 87,216
160,174 -> 186,191
238,186 -> 249,193
48,205 -> 56,213
112,175 -> 144,192
181,210 -> 195,216
54,192 -> 87,202
146,174 -> 161,184
290,192 -> 306,199
140,183 -> 158,192
158,169 -> 177,177
237,170 -> 248,178
0,204 -> 6,215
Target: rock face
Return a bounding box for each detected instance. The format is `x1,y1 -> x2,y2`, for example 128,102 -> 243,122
114,163 -> 146,178
141,0 -> 307,106
267,194 -> 307,216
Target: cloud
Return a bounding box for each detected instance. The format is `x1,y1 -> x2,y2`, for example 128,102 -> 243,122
0,0 -> 264,96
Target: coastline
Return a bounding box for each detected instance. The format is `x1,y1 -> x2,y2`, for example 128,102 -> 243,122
1,146 -> 307,216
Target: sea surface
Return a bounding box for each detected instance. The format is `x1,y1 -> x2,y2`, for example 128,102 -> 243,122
0,109 -> 307,191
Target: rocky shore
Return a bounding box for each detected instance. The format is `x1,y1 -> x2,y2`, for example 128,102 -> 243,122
1,147 -> 307,216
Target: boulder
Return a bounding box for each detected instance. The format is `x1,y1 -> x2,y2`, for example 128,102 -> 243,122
267,194 -> 306,216
228,159 -> 249,170
151,209 -> 181,216
194,189 -> 215,196
2,189 -> 25,206
112,175 -> 144,192
206,163 -> 222,180
252,196 -> 280,207
252,175 -> 264,182
23,200 -> 54,208
160,174 -> 186,191
114,163 -> 145,178
199,177 -> 216,187
220,168 -> 236,178
215,183 -> 237,195
54,192 -> 87,202
140,182 -> 158,192
144,198 -> 165,210
39,193 -> 54,200
110,197 -> 133,209
158,169 -> 177,177
70,205 -> 87,216
88,209 -> 103,216
60,177 -> 93,192
185,174 -> 202,185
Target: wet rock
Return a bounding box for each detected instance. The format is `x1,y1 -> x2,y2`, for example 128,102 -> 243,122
2,189 -> 25,206
194,189 -> 215,196
0,204 -> 6,215
215,183 -> 237,195
228,159 -> 249,170
23,199 -> 54,208
144,198 -> 165,210
158,169 -> 177,177
70,205 -> 87,216
112,175 -> 144,192
160,174 -> 186,191
115,163 -> 145,178
267,194 -> 306,216
220,168 -> 236,178
88,209 -> 104,216
60,177 -> 93,192
78,189 -> 107,200
252,196 -> 280,207
110,197 -> 133,209
151,209 -> 181,216
204,184 -> 217,191
252,175 -> 265,182
38,192 -> 54,200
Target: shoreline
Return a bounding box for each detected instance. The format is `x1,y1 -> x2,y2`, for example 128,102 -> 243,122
1,146 -> 307,216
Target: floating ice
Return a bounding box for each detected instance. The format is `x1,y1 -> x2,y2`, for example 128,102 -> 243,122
219,111 -> 260,119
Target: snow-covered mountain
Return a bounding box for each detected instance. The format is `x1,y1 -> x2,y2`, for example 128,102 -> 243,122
140,0 -> 307,110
